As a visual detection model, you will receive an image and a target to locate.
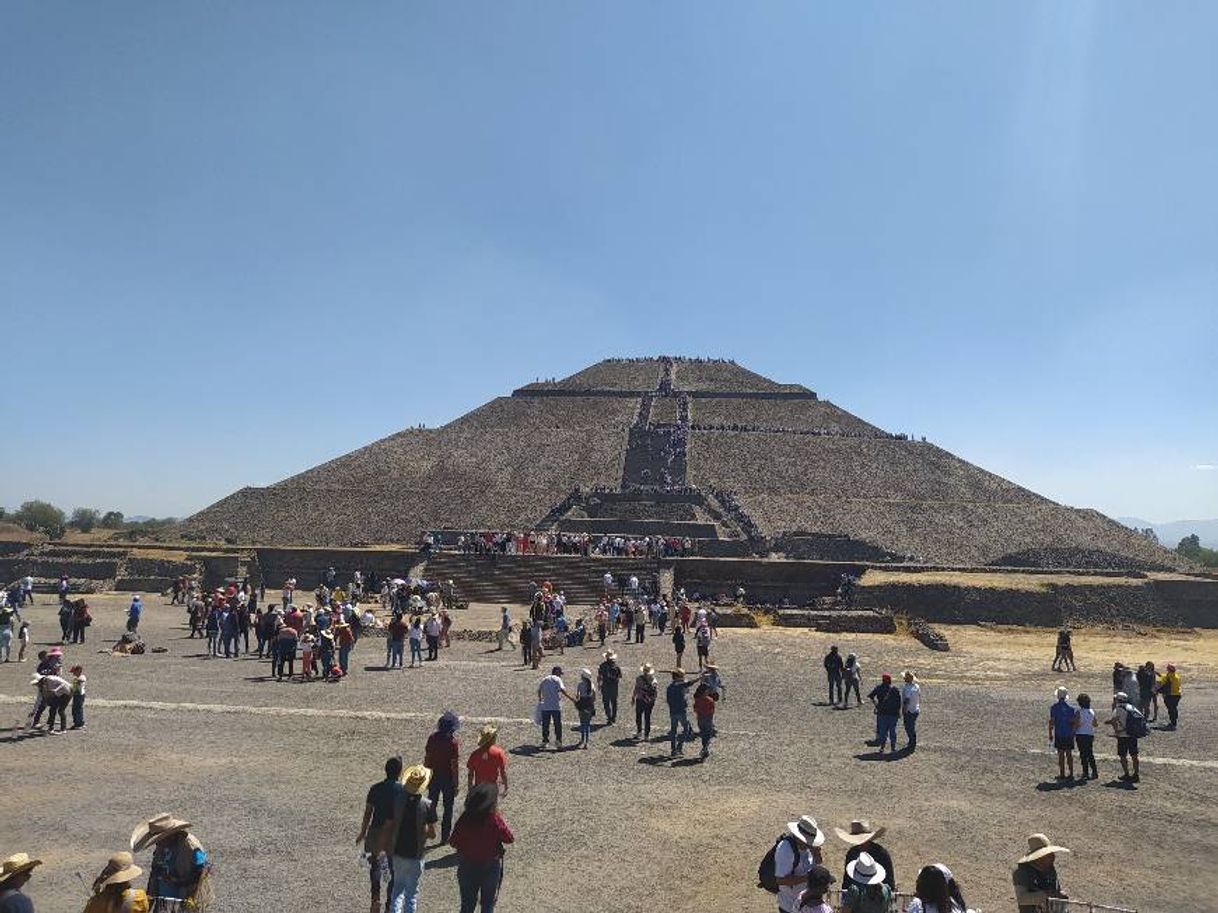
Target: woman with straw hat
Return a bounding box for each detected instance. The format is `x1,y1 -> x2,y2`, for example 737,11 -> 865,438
1012,834 -> 1069,912
0,853 -> 41,913
82,852 -> 148,913
467,725 -> 508,795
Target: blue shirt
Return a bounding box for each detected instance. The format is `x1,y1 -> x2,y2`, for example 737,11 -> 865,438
666,679 -> 694,712
1050,700 -> 1077,739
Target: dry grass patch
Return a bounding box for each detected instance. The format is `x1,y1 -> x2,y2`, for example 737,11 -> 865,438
858,569 -> 1145,591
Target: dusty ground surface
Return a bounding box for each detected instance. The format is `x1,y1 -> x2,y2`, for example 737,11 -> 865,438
1,594 -> 1214,913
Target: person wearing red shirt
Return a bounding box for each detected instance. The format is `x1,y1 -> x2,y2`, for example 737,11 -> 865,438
466,725 -> 508,795
424,711 -> 461,843
449,783 -> 514,913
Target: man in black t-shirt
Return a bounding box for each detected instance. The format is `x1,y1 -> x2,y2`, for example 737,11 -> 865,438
381,765 -> 438,913
357,757 -> 405,913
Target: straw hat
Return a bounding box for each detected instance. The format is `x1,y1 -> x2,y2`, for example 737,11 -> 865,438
834,820 -> 886,846
786,815 -> 826,847
1054,686 -> 1068,700
477,724 -> 498,748
603,650 -> 617,661
580,668 -> 593,680
402,765 -> 432,796
846,851 -> 886,886
0,853 -> 41,886
92,852 -> 143,891
640,663 -> 655,676
1018,834 -> 1070,864
130,814 -> 192,853
671,668 -> 686,679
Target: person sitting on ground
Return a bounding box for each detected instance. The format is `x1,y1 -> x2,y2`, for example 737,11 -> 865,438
1012,834 -> 1068,913
83,852 -> 148,913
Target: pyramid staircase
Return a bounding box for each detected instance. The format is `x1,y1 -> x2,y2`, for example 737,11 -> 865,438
421,553 -> 661,607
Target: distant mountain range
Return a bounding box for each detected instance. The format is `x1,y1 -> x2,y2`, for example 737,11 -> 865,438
1118,517 -> 1218,549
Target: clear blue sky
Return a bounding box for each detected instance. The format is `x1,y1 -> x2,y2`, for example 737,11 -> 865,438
2,2 -> 1215,523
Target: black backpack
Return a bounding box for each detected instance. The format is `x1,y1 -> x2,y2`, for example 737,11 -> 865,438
757,834 -> 799,894
1125,705 -> 1149,739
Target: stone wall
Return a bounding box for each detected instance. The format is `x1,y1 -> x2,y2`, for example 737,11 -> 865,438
855,578 -> 1218,628
255,548 -> 418,590
673,558 -> 861,604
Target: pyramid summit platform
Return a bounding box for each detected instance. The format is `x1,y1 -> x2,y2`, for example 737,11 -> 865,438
185,356 -> 1183,571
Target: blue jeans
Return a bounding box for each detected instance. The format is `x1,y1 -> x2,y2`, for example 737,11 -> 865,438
428,773 -> 456,842
669,709 -> 692,754
339,644 -> 351,673
390,856 -> 424,913
878,714 -> 898,751
71,693 -> 85,727
903,710 -> 919,749
541,709 -> 562,744
388,641 -> 404,668
410,640 -> 423,665
457,857 -> 502,913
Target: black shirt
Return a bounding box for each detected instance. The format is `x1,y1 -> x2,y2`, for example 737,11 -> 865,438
367,778 -> 405,828
824,651 -> 844,675
598,660 -> 621,691
869,683 -> 901,716
392,793 -> 438,859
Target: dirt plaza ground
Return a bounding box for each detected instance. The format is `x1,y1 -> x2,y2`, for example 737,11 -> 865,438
1,594 -> 1216,913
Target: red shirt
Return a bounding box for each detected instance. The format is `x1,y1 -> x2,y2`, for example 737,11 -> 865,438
424,732 -> 460,781
466,745 -> 507,786
449,812 -> 514,863
694,692 -> 717,718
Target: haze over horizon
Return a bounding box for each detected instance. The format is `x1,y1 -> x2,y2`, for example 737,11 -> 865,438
2,3 -> 1215,523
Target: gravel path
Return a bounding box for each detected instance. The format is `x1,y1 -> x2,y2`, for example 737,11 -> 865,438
1,594 -> 1214,913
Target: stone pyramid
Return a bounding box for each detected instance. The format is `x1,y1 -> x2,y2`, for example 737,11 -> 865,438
184,356 -> 1182,570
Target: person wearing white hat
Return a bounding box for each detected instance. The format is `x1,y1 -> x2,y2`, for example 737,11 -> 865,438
841,852 -> 891,913
1012,834 -> 1069,912
597,650 -> 622,724
770,816 -> 825,913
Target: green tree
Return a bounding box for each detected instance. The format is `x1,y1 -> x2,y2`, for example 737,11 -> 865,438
100,510 -> 125,529
1177,534 -> 1202,559
70,507 -> 101,532
15,500 -> 67,538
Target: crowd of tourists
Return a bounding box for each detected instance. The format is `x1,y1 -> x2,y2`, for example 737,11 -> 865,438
761,814 -> 1076,913
2,813 -> 210,913
449,530 -> 695,558
1045,658 -> 1183,786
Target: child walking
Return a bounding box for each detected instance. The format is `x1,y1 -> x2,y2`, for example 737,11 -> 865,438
69,664 -> 87,730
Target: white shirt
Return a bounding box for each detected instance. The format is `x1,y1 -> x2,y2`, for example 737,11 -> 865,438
539,674 -> 565,711
603,573 -> 613,586
1076,707 -> 1096,736
902,682 -> 921,714
774,838 -> 814,913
